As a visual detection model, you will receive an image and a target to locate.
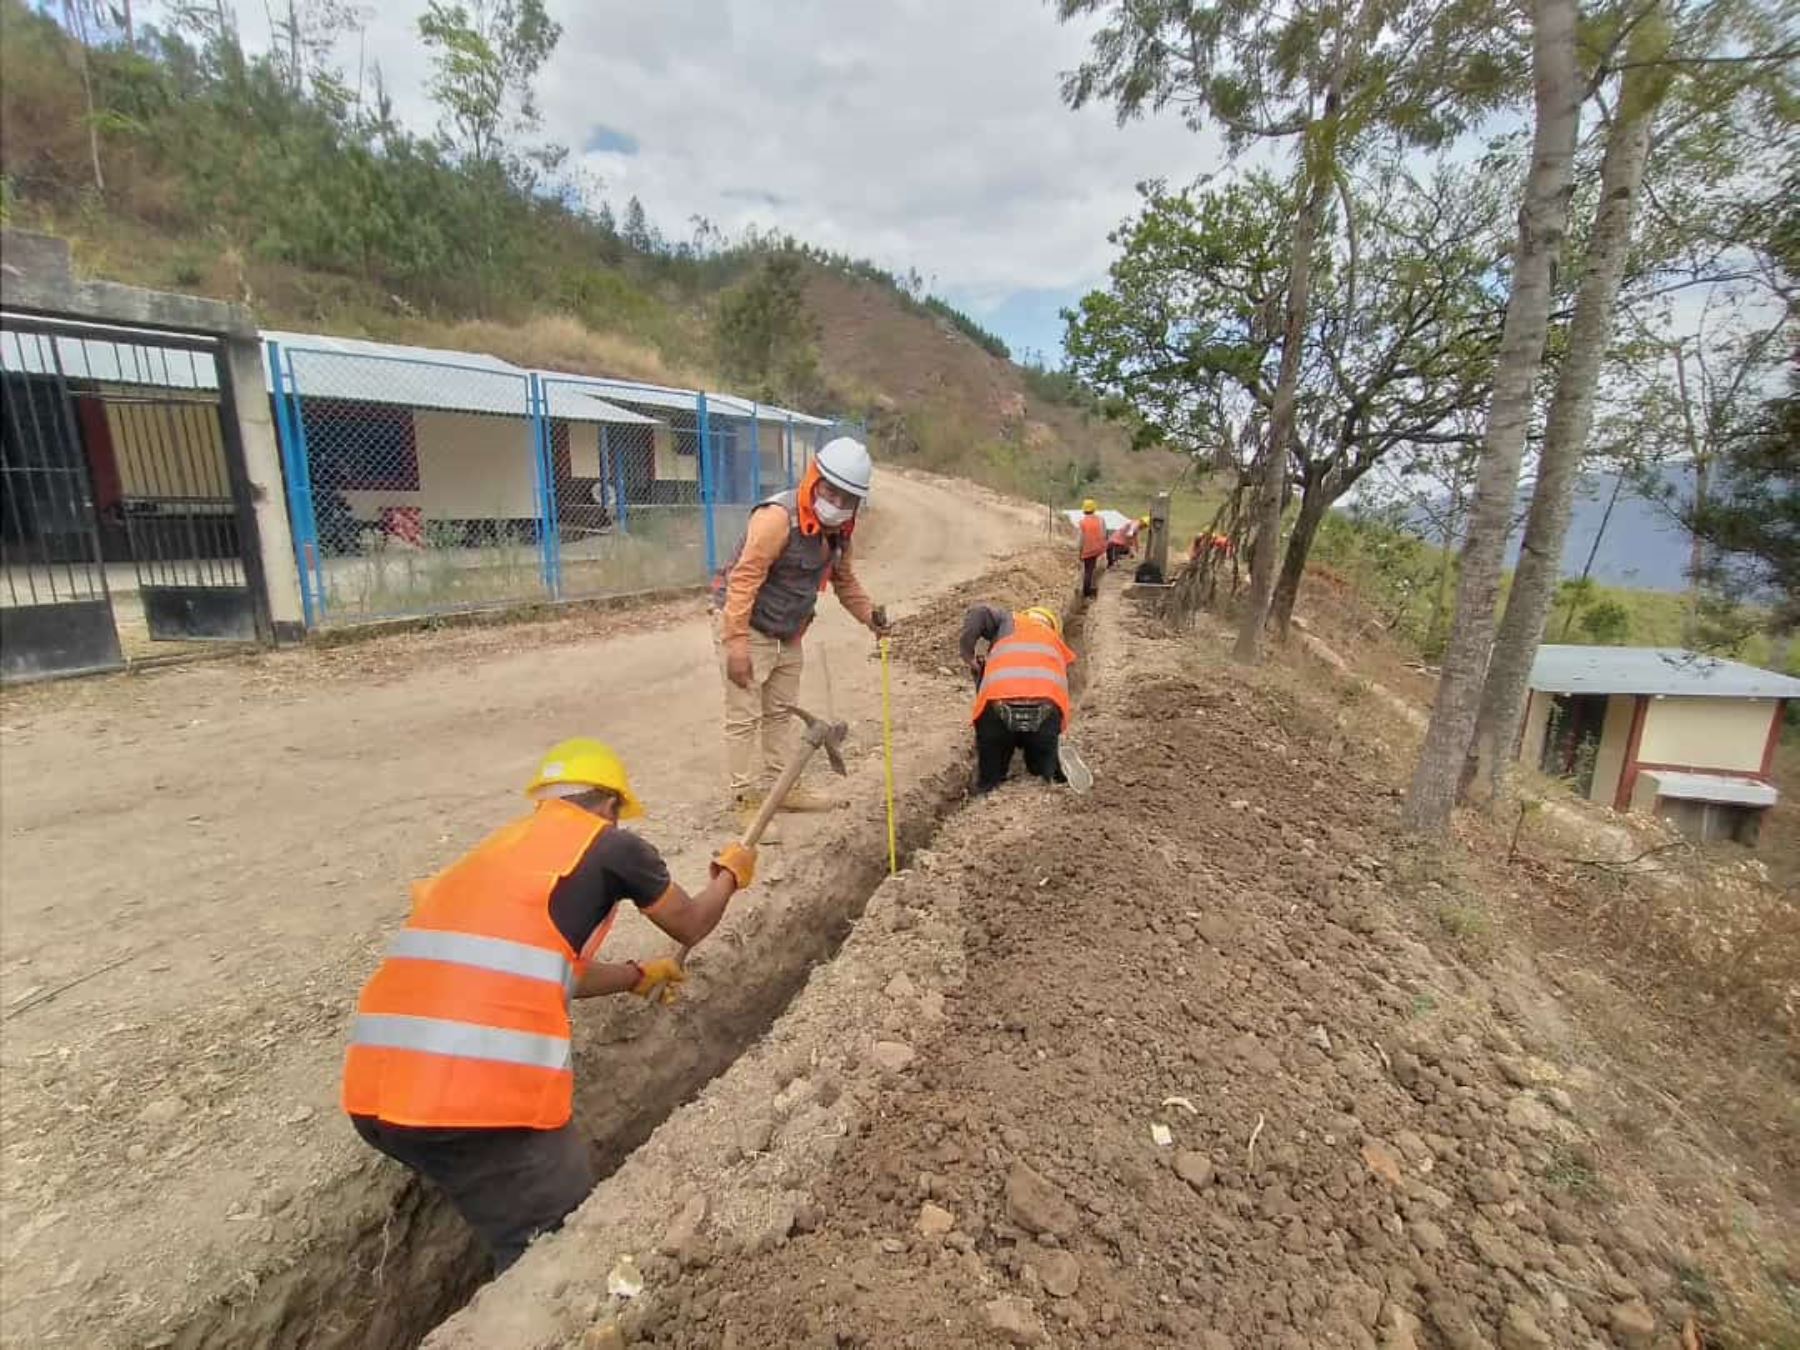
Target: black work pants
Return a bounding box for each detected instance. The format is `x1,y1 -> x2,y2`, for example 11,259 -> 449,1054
1081,555 -> 1099,597
352,1115 -> 595,1273
975,703 -> 1062,793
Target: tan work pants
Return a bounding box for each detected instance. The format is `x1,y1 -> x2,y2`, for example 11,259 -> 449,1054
714,616 -> 804,798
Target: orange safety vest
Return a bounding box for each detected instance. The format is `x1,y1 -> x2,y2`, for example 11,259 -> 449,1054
971,613 -> 1075,730
341,799 -> 610,1130
1078,514 -> 1107,560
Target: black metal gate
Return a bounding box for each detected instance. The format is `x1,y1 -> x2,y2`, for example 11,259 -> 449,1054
0,314 -> 271,681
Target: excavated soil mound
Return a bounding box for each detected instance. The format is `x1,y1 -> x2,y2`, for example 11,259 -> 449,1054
631,606 -> 1707,1350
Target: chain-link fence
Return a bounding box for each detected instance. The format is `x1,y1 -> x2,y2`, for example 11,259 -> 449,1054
267,338 -> 858,628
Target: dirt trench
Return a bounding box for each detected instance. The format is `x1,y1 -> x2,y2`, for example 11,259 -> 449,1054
141,552 -> 1083,1350
416,589 -> 1789,1350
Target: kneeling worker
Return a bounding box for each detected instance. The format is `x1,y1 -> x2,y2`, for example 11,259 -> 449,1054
342,738 -> 755,1273
961,603 -> 1076,792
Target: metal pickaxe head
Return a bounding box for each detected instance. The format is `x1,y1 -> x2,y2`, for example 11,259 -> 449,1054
794,705 -> 850,776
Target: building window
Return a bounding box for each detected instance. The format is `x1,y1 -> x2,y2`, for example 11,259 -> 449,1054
303,400 -> 419,491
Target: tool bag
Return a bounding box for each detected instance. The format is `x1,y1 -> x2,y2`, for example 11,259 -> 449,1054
997,700 -> 1056,734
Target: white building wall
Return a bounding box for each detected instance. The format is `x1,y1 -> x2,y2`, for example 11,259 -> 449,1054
1590,695 -> 1637,805
1637,697 -> 1775,773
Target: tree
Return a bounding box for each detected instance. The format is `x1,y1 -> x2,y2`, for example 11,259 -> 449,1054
1065,161 -> 1505,636
714,251 -> 822,404
1401,0 -> 1582,834
1684,373 -> 1799,629
417,0 -> 559,164
1466,0 -> 1674,803
621,194 -> 651,251
1056,0 -> 1516,663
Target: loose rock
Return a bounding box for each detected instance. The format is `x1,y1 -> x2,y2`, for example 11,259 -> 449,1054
869,1041 -> 916,1074
1175,1150 -> 1215,1192
1030,1248 -> 1081,1298
1004,1163 -> 1079,1238
916,1203 -> 955,1238
1609,1300 -> 1657,1347
983,1295 -> 1046,1346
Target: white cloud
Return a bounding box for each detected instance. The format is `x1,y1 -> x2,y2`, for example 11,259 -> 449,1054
142,0 -> 1217,342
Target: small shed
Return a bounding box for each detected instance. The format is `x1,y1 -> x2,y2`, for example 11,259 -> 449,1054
1520,644 -> 1800,845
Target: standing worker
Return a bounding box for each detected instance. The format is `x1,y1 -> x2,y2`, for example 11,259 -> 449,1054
342,738 -> 756,1274
1077,499 -> 1107,598
961,603 -> 1076,792
712,437 -> 891,821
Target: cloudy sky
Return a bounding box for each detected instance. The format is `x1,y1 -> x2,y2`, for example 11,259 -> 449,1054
193,0 -> 1222,362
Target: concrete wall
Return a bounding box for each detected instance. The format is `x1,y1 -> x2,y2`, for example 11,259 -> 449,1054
1590,694 -> 1637,806
1637,696 -> 1775,773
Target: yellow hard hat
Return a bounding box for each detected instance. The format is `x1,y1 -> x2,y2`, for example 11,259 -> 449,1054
1023,605 -> 1062,635
1081,499 -> 1097,513
1140,515 -> 1151,526
526,737 -> 643,818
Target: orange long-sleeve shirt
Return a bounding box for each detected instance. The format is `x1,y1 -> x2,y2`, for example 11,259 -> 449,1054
718,504 -> 874,644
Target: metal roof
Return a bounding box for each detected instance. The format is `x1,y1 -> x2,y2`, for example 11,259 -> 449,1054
534,372 -> 835,428
5,326 -> 838,430
265,332 -> 655,426
1528,645 -> 1800,700
1639,769 -> 1779,808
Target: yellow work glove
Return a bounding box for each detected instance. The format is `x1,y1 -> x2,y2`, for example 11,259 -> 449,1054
711,842 -> 757,890
630,958 -> 685,1004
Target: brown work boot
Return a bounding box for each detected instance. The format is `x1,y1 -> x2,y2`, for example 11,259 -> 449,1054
775,787 -> 839,814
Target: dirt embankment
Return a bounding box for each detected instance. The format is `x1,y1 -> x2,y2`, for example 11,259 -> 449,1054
425,590 -> 1798,1350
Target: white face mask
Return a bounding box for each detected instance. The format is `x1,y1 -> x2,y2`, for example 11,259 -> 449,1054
814,496 -> 856,528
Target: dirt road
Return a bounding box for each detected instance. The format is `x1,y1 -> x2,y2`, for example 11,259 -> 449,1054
0,470 -> 1050,1348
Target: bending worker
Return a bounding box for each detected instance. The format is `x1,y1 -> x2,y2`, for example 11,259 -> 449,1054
342,738 -> 755,1274
1077,499 -> 1107,598
961,603 -> 1076,792
712,437 -> 890,821
1106,514 -> 1141,568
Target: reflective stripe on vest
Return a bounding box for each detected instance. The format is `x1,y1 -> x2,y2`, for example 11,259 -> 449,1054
385,928 -> 576,996
972,615 -> 1074,728
352,1012 -> 573,1072
341,799 -> 601,1130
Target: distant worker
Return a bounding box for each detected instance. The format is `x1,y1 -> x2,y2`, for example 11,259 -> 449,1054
1190,532 -> 1236,564
961,603 -> 1076,793
712,438 -> 891,821
1077,499 -> 1107,598
1106,514 -> 1142,568
342,739 -> 755,1274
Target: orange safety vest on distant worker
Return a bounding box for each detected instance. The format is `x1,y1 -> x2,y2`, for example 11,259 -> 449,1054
341,799 -> 611,1130
1108,521 -> 1138,550
1078,514 -> 1107,560
971,612 -> 1076,730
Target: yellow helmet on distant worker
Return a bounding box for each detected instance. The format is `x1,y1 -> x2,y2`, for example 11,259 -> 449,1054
1023,605 -> 1063,635
1081,499 -> 1098,514
525,737 -> 643,818
1140,515 -> 1151,526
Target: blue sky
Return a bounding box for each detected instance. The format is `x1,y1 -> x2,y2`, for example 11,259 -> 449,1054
135,0 -> 1208,367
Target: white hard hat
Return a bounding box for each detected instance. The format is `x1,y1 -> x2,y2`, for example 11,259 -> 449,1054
815,437 -> 872,498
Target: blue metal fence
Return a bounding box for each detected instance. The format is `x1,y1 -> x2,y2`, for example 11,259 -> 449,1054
266,340 -> 855,627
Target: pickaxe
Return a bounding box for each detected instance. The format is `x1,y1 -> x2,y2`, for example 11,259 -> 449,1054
671,705 -> 849,974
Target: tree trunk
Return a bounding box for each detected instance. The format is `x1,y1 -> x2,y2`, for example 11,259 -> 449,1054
66,1 -> 104,192
1675,344 -> 1709,644
1469,9 -> 1667,805
1401,0 -> 1581,834
1236,162 -> 1333,663
1272,475 -> 1331,635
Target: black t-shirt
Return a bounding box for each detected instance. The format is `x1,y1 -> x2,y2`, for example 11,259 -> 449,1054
546,828 -> 672,954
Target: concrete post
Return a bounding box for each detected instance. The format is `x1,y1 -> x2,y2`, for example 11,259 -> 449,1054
222,336 -> 306,640
1149,492 -> 1171,581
